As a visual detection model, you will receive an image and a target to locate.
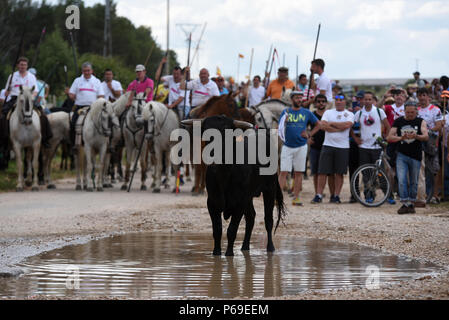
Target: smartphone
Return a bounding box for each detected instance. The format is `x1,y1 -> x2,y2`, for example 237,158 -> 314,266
391,89 -> 401,95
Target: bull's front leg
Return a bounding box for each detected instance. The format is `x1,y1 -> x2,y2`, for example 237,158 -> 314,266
226,212 -> 244,256
208,199 -> 223,256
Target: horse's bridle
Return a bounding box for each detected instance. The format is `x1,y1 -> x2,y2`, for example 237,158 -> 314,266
125,97 -> 146,147
147,107 -> 169,138
19,94 -> 34,125
93,107 -> 112,137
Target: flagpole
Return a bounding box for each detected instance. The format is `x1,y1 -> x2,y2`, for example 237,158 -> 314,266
244,48 -> 254,108
236,54 -> 240,86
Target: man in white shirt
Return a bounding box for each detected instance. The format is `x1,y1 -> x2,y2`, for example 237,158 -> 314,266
180,67 -> 220,116
353,91 -> 391,202
311,93 -> 354,204
248,75 -> 265,107
69,62 -> 105,146
308,58 -> 333,104
101,69 -> 122,102
354,92 -> 390,163
159,61 -> 190,120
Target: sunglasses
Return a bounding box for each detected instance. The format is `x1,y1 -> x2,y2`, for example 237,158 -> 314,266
335,95 -> 345,100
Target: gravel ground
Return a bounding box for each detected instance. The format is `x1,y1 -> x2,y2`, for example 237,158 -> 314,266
0,176 -> 448,300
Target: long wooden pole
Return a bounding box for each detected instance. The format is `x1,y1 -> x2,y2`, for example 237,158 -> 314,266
244,48 -> 254,108
307,23 -> 321,101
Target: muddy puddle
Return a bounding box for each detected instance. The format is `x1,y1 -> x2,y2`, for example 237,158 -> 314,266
0,232 -> 441,299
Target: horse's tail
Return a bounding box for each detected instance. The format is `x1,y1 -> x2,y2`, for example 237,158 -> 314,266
274,177 -> 287,234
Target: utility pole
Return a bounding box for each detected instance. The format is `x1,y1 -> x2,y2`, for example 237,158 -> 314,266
103,0 -> 112,57
166,0 -> 170,75
177,23 -> 200,67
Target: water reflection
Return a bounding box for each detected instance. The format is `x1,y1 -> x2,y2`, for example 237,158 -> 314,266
0,233 -> 441,299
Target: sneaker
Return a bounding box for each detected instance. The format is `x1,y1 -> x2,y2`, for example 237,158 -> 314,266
366,198 -> 374,204
329,195 -> 336,203
387,196 -> 396,205
311,195 -> 322,204
292,197 -> 303,206
429,197 -> 440,205
407,205 -> 416,214
349,196 -> 357,203
397,204 -> 410,214
333,195 -> 341,204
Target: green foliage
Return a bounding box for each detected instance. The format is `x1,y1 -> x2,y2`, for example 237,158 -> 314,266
0,0 -> 178,97
78,52 -> 135,89
26,28 -> 75,95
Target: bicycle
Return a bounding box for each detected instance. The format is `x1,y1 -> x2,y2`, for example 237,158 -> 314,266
350,138 -> 395,207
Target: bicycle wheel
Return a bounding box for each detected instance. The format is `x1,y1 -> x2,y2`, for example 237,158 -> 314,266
350,164 -> 391,207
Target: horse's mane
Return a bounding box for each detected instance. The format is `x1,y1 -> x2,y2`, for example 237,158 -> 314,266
111,91 -> 131,116
192,95 -> 224,117
192,94 -> 241,119
255,99 -> 291,108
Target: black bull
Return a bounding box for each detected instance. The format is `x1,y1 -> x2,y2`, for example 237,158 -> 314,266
183,115 -> 286,256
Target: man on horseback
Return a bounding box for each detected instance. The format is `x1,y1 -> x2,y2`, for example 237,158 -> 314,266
125,64 -> 154,107
101,69 -> 123,103
68,62 -> 105,148
0,57 -> 53,169
266,67 -> 295,100
156,57 -> 190,120
180,67 -> 219,117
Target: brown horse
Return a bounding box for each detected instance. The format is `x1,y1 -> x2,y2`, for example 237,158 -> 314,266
188,92 -> 255,195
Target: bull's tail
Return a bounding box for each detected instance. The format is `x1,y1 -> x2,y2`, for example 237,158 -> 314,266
274,178 -> 287,234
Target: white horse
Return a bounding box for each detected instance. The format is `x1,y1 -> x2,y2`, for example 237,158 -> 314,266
250,99 -> 289,129
102,92 -> 131,186
121,92 -> 150,191
9,86 -> 41,191
75,98 -> 114,191
42,111 -> 70,189
144,101 -> 179,193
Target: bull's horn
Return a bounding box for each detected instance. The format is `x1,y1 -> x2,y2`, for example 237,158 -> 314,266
181,119 -> 203,126
233,120 -> 253,129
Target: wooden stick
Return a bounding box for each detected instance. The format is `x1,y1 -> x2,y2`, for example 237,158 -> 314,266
244,48 -> 254,108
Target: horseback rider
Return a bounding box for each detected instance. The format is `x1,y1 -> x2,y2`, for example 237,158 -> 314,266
68,62 -> 105,148
0,57 -> 53,168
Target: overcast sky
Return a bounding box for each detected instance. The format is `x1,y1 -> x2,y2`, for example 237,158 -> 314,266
57,0 -> 448,81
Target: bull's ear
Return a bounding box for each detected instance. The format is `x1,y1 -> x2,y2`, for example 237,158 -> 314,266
233,120 -> 253,129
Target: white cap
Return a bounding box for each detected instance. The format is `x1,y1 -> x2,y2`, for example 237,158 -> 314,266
28,68 -> 37,76
135,64 -> 145,72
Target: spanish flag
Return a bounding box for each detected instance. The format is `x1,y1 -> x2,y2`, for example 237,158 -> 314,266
238,53 -> 244,59
216,66 -> 222,76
